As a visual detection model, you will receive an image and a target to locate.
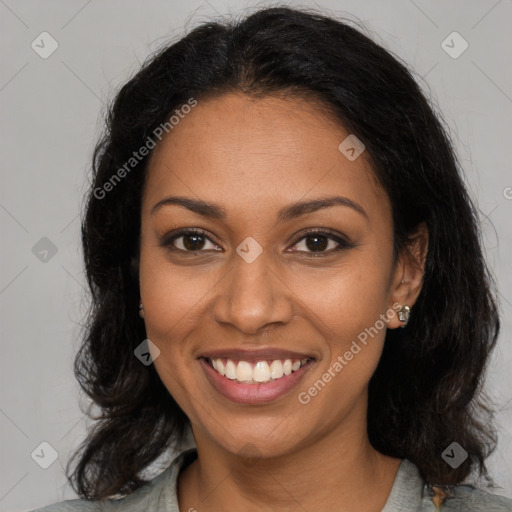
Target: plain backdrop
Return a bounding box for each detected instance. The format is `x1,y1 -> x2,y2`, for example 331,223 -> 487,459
1,0 -> 511,510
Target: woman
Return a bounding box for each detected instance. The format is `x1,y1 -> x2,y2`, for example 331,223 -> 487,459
32,6 -> 511,512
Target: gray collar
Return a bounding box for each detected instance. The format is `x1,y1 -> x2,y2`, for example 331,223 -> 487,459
381,458 -> 430,511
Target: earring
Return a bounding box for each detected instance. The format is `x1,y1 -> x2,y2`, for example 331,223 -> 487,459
398,305 -> 411,327
139,303 -> 144,318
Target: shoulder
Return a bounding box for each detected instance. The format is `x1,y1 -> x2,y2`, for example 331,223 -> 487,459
384,459 -> 512,512
29,448 -> 198,512
440,484 -> 512,511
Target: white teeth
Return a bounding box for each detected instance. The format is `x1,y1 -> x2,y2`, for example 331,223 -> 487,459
225,360 -> 237,380
208,357 -> 311,383
269,360 -> 284,379
253,361 -> 271,383
216,359 -> 225,376
236,361 -> 253,382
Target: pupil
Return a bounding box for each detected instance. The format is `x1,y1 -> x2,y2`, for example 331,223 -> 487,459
306,235 -> 327,252
184,234 -> 205,251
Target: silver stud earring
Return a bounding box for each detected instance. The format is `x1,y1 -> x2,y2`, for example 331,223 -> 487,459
397,305 -> 411,327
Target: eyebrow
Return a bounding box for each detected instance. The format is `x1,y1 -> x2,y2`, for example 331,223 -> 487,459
151,194 -> 368,222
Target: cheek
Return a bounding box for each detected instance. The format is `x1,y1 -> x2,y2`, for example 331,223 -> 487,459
138,247 -> 206,417
299,254 -> 393,385
299,254 -> 392,338
139,245 -> 210,344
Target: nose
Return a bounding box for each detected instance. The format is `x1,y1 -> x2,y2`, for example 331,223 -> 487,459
212,248 -> 295,335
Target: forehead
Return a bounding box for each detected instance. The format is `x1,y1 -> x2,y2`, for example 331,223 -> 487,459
143,93 -> 389,221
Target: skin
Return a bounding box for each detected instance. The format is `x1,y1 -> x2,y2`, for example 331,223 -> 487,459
139,92 -> 428,512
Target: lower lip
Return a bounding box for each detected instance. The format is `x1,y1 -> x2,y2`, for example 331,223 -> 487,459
199,358 -> 314,405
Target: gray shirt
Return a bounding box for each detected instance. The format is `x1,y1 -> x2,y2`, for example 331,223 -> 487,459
30,448 -> 512,511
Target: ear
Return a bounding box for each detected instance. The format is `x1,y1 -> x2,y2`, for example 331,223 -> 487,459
386,222 -> 429,329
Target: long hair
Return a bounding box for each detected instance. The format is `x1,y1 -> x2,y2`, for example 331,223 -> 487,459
69,5 -> 500,499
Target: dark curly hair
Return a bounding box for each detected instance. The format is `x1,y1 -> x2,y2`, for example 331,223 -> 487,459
68,4 -> 501,500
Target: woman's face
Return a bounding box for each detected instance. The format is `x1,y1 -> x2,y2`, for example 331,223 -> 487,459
139,92 -> 411,459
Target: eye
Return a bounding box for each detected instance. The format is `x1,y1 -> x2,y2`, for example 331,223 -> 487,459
288,229 -> 352,256
162,229 -> 221,253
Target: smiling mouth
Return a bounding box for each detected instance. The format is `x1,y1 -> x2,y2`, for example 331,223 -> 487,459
201,356 -> 314,384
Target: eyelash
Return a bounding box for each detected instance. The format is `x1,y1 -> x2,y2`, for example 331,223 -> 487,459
160,228 -> 354,257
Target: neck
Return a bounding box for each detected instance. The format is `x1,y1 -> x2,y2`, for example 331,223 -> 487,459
178,406 -> 401,512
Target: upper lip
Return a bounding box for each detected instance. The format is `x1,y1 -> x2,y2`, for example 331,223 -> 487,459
199,348 -> 316,362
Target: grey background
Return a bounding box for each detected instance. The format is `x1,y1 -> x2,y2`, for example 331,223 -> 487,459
0,0 -> 511,510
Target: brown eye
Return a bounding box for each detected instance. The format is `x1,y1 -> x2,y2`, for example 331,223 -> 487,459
299,234 -> 330,252
162,229 -> 221,253
289,230 -> 352,255
181,233 -> 207,251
